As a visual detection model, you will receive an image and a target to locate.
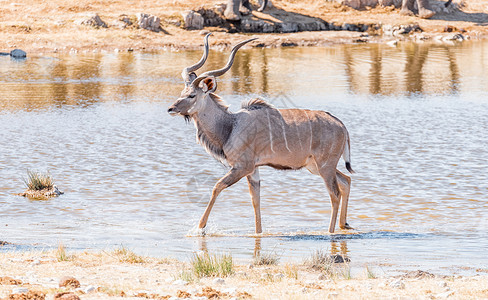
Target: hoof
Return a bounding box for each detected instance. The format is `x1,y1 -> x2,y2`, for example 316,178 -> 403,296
224,10 -> 241,21
419,8 -> 435,19
400,8 -> 415,16
239,6 -> 251,15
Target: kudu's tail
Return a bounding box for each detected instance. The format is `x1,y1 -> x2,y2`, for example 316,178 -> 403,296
343,130 -> 355,174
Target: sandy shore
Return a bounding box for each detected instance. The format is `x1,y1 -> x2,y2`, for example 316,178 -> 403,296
0,249 -> 487,299
1,0 -> 488,54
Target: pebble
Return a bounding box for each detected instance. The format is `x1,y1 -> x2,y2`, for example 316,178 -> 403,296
438,281 -> 448,288
12,287 -> 29,294
54,292 -> 80,300
222,287 -> 236,295
10,49 -> 26,58
59,276 -> 81,288
172,279 -> 188,286
386,40 -> 398,47
436,291 -> 454,298
213,277 -> 225,285
389,278 -> 405,289
83,285 -> 96,293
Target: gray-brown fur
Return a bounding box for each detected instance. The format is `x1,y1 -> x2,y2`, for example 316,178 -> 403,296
168,36 -> 354,234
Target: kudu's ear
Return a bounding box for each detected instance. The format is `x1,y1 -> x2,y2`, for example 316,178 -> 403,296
200,76 -> 217,93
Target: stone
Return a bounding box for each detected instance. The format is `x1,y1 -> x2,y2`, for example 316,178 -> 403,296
137,13 -> 161,32
0,276 -> 22,285
171,279 -> 188,286
213,277 -> 225,285
54,292 -> 80,300
10,49 -> 26,58
388,278 -> 405,289
182,10 -> 204,30
12,287 -> 29,294
83,285 -> 96,293
59,276 -> 81,288
80,14 -> 107,28
438,281 -> 448,288
436,291 -> 454,298
443,33 -> 464,41
30,259 -> 41,266
386,40 -> 398,47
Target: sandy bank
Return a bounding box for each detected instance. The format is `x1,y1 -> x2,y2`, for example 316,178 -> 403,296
0,249 -> 487,299
1,0 -> 488,54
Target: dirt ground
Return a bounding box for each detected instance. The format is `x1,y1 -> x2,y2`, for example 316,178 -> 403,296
0,0 -> 487,53
1,250 -> 488,300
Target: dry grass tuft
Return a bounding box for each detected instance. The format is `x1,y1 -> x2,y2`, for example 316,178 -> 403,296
112,246 -> 147,264
305,250 -> 334,273
190,253 -> 233,278
253,252 -> 280,266
56,243 -> 73,262
23,170 -> 54,191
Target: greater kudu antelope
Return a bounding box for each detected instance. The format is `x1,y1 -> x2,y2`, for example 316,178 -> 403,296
168,34 -> 355,234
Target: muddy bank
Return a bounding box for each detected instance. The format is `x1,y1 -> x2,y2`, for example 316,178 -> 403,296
0,250 -> 487,299
1,0 -> 487,53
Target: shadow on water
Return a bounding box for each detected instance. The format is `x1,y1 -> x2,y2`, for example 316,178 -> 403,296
282,230 -> 429,241
195,231 -> 431,262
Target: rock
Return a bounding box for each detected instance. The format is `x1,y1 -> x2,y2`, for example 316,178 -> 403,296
386,40 -> 398,47
171,279 -> 188,286
438,281 -> 448,288
83,285 -> 96,293
54,292 -> 80,300
30,259 -> 41,266
80,14 -> 107,28
436,291 -> 454,298
213,277 -> 225,285
9,291 -> 45,300
182,10 -> 204,30
222,287 -> 237,295
120,15 -> 133,26
137,13 -> 161,32
443,33 -> 464,41
10,49 -> 26,58
12,287 -> 29,294
329,254 -> 350,263
388,278 -> 405,289
0,276 -> 22,285
59,276 -> 80,289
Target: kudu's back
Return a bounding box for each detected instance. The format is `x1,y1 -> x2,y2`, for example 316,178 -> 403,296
224,103 -> 349,173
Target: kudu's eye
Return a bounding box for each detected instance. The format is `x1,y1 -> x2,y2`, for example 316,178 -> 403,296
188,94 -> 196,98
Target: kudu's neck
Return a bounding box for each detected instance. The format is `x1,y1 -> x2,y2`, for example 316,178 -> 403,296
191,94 -> 234,161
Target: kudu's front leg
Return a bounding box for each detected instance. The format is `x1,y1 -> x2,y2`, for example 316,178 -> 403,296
246,169 -> 262,234
198,167 -> 252,230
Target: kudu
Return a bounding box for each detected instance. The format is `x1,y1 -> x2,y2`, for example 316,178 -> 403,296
168,34 -> 354,234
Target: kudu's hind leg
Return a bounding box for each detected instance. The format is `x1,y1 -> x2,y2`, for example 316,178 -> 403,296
198,167 -> 252,230
336,170 -> 352,230
246,169 -> 262,234
319,168 -> 341,233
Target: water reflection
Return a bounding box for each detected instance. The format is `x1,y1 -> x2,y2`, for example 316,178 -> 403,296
2,41 -> 488,111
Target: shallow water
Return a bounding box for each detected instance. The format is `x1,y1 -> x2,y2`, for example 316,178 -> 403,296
1,41 -> 487,275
